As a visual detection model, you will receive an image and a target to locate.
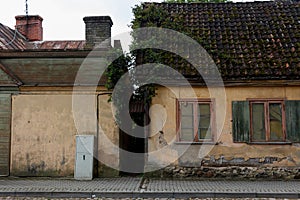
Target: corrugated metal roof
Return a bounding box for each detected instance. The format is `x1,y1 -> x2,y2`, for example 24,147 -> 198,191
0,20 -> 111,86
0,23 -> 27,50
28,40 -> 86,50
0,23 -> 86,51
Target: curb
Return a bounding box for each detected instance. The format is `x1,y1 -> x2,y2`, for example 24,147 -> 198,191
0,191 -> 299,198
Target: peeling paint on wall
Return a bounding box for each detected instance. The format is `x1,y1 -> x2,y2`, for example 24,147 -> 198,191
150,86 -> 300,168
158,131 -> 168,148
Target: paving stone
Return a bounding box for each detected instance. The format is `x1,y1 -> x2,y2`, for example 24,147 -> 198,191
0,178 -> 300,198
146,179 -> 300,194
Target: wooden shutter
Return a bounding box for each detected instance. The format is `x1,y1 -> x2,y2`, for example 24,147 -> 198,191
285,100 -> 300,142
232,101 -> 250,143
0,94 -> 11,176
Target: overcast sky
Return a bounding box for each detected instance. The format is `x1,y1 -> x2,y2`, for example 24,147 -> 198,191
0,0 -> 162,41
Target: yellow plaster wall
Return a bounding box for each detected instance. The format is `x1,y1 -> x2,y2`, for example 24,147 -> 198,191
10,93 -> 119,176
11,95 -> 78,176
97,95 -> 120,176
149,86 -> 300,167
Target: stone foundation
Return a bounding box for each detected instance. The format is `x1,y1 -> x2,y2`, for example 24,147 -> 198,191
146,165 -> 300,180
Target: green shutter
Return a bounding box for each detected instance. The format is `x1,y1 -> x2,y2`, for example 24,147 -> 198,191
0,94 -> 11,176
232,101 -> 250,143
285,100 -> 300,142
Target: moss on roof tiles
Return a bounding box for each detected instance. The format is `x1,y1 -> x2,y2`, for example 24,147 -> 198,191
134,1 -> 300,80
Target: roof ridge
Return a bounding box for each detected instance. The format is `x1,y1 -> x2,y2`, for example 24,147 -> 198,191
33,40 -> 86,42
27,40 -> 86,50
144,1 -> 298,4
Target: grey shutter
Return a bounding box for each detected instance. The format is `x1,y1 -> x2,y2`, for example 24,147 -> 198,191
232,101 -> 250,143
285,100 -> 300,142
0,94 -> 11,175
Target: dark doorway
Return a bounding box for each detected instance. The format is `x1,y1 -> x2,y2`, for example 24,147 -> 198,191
119,101 -> 148,175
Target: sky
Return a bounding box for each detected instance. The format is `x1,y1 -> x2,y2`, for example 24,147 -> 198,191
0,0 -> 163,41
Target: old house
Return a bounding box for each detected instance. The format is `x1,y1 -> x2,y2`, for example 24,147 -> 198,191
0,15 -> 120,177
133,1 -> 300,178
0,0 -> 300,179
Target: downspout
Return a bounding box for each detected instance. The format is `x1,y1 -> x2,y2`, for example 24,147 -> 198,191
96,92 -> 112,176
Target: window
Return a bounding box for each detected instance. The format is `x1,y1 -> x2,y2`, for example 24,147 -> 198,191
250,100 -> 285,142
177,99 -> 215,142
232,100 -> 300,143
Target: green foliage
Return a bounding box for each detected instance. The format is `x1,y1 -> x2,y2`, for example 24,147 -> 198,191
105,46 -> 153,127
130,3 -> 206,79
105,0 -> 229,126
131,4 -> 194,36
104,48 -> 133,126
107,2 -> 210,95
105,49 -> 131,91
131,4 -> 168,29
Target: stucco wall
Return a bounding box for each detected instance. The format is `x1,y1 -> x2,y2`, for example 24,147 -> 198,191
11,95 -> 77,176
10,86 -> 300,176
148,86 -> 300,168
10,92 -> 118,176
97,94 -> 119,176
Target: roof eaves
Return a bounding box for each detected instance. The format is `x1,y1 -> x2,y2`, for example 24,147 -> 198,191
0,62 -> 23,86
0,48 -> 112,58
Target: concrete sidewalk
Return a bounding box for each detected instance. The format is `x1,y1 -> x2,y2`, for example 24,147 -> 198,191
0,177 -> 300,198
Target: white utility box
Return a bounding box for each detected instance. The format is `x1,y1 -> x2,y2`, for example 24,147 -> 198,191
74,135 -> 95,180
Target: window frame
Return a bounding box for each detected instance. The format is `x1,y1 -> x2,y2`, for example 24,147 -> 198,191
249,99 -> 286,143
176,98 -> 216,143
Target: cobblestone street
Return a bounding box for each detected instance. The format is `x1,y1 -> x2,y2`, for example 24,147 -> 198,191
0,198 -> 296,200
0,177 -> 300,199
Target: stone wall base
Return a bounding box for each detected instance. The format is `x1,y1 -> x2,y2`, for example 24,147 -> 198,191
145,165 -> 300,180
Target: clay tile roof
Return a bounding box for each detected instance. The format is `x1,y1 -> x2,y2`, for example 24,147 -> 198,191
0,23 -> 27,50
141,1 -> 300,81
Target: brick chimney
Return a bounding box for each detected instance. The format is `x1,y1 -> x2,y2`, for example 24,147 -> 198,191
83,16 -> 113,49
15,15 -> 43,41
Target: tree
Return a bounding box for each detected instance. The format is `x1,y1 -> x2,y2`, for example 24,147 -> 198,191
106,0 -> 230,127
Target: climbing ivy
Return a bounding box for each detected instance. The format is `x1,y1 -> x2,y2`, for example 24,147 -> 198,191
105,49 -> 131,91
130,3 -> 207,80
106,3 -> 206,106
105,1 -> 228,126
106,3 -> 207,96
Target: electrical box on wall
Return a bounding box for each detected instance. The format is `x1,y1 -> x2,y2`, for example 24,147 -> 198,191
74,135 -> 95,180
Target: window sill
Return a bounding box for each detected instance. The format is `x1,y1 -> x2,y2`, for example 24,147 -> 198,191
175,142 -> 216,145
249,142 -> 292,145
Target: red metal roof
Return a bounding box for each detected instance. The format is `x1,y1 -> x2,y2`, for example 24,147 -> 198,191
0,19 -> 112,86
0,23 -> 27,50
28,40 -> 86,50
0,23 -> 86,51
